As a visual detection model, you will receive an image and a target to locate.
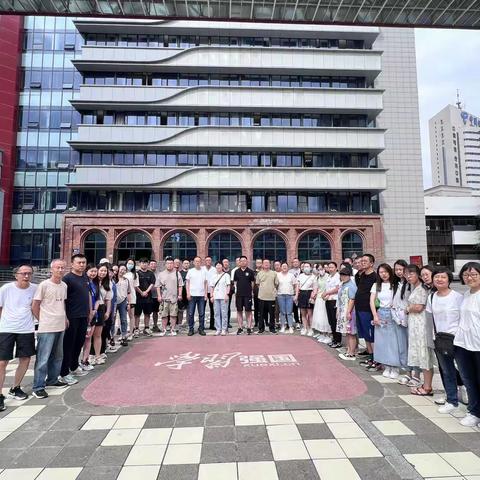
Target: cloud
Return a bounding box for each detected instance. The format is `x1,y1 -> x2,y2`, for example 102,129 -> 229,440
415,28 -> 480,188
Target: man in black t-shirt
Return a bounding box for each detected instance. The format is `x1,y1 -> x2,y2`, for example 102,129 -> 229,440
60,254 -> 92,385
134,258 -> 156,337
354,254 -> 377,364
233,256 -> 255,335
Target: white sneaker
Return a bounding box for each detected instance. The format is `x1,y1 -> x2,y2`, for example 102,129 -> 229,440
322,336 -> 332,344
438,402 -> 458,414
159,331 -> 166,337
460,413 -> 480,427
389,368 -> 400,379
71,368 -> 88,377
216,330 -> 221,336
95,356 -> 106,365
100,353 -> 107,360
307,330 -> 314,337
280,326 -> 285,333
170,330 -> 177,336
300,328 -> 307,335
382,366 -> 392,378
221,330 -> 227,336
80,362 -> 94,371
61,374 -> 78,386
127,334 -> 133,341
106,346 -> 118,353
339,353 -> 356,361
289,327 -> 294,334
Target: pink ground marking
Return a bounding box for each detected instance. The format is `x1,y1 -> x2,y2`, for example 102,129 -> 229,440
82,335 -> 367,407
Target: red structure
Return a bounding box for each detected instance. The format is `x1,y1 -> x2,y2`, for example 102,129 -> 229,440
0,15 -> 22,266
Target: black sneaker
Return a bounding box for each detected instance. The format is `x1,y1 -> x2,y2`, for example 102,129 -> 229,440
32,389 -> 49,399
116,328 -> 121,336
329,342 -> 341,349
47,380 -> 69,389
247,328 -> 252,335
237,328 -> 243,335
269,328 -> 277,334
120,338 -> 128,347
188,329 -> 194,336
152,325 -> 161,333
257,329 -> 265,334
209,326 -> 216,331
357,350 -> 370,357
198,329 -> 206,336
8,386 -> 28,401
0,394 -> 5,411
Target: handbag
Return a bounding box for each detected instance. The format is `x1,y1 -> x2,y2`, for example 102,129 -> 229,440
431,292 -> 455,357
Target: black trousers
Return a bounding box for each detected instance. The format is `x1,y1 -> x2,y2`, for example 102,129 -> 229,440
207,293 -> 215,329
325,300 -> 341,343
258,299 -> 276,332
61,317 -> 88,377
253,294 -> 260,327
227,291 -> 233,327
293,302 -> 300,324
100,316 -> 113,354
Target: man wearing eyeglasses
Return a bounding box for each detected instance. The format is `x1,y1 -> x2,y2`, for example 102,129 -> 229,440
0,264 -> 37,411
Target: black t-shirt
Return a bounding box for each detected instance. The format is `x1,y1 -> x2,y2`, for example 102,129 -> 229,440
354,271 -> 377,311
137,270 -> 156,300
233,267 -> 255,296
64,272 -> 91,320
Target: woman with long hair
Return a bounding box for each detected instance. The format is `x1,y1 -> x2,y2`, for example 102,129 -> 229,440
124,258 -> 138,338
312,264 -> 330,343
80,264 -> 98,371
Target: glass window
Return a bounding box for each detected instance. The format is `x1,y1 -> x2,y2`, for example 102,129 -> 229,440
116,231 -> 153,262
253,232 -> 287,262
208,232 -> 242,264
83,231 -> 107,265
298,233 -> 331,261
251,193 -> 265,212
163,232 -> 197,260
342,232 -> 363,259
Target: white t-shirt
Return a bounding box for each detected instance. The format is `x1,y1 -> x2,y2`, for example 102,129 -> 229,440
325,272 -> 341,300
202,266 -> 217,286
370,282 -> 394,308
427,290 -> 463,336
0,282 -> 37,333
297,273 -> 316,291
276,272 -> 296,295
125,272 -> 139,304
186,268 -> 208,296
454,291 -> 480,351
33,279 -> 68,333
210,272 -> 231,299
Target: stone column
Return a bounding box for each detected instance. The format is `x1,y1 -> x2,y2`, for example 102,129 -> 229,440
286,228 -> 298,264
197,228 -> 207,259
171,191 -> 178,212
332,228 -> 342,264
151,228 -> 162,261
106,228 -> 115,261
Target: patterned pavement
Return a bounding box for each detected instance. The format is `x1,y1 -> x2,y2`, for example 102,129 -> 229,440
2,331 -> 480,480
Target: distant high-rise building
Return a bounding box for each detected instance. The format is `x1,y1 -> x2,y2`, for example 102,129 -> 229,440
429,104 -> 480,196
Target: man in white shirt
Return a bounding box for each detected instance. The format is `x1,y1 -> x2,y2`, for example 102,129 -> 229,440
202,256 -> 216,330
0,264 -> 37,410
186,256 -> 208,336
322,261 -> 342,348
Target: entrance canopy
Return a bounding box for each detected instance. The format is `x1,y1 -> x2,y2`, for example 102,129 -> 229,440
1,0 -> 480,28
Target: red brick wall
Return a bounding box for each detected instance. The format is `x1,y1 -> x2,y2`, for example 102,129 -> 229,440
0,15 -> 23,265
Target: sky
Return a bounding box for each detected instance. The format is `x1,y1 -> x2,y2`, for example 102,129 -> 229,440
414,28 -> 480,188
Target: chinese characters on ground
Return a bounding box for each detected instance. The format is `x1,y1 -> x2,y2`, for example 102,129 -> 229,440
155,352 -> 300,370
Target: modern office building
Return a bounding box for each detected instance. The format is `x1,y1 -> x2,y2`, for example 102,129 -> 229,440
429,104 -> 480,196
5,16 -> 427,267
425,185 -> 480,273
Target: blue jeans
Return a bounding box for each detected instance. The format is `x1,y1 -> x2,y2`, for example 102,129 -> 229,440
117,299 -> 128,337
277,294 -> 294,327
188,296 -> 206,331
455,346 -> 480,417
33,331 -> 65,392
435,348 -> 459,406
214,298 -> 228,331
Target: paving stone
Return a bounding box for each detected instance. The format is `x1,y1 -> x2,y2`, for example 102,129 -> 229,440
0,448 -> 23,469
17,416 -> 59,431
49,415 -> 89,431
36,406 -> 69,417
351,458 -> 403,480
235,426 -> 269,443
200,442 -> 239,463
387,435 -> 434,454
359,405 -> 395,421
380,397 -> 410,408
32,430 -> 77,447
297,423 -> 334,440
236,442 -> 274,462
276,460 -> 320,480
77,466 -> 122,480
0,430 -> 44,448
386,406 -> 425,421
203,426 -> 235,443
451,434 -> 480,452
174,413 -> 205,427
86,446 -> 132,466
205,412 -> 234,426
48,445 -> 98,467
157,464 -> 199,480
12,446 -> 63,468
400,418 -> 446,435
144,414 -> 176,429
417,433 -> 466,452
66,430 -> 108,447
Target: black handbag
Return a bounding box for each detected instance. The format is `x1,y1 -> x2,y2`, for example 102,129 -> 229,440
431,292 -> 455,357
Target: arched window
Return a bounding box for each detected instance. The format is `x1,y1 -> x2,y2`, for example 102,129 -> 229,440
342,232 -> 363,259
208,232 -> 242,264
163,231 -> 197,260
253,232 -> 287,262
83,231 -> 107,265
116,231 -> 152,262
298,233 -> 331,261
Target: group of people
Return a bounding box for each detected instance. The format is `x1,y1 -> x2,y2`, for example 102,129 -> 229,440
0,252 -> 479,430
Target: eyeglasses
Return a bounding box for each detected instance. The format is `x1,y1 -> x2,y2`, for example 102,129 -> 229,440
462,272 -> 480,279
16,272 -> 33,276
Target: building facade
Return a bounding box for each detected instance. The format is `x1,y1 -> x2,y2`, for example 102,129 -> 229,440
9,17 -> 427,267
429,104 -> 480,196
425,185 -> 480,274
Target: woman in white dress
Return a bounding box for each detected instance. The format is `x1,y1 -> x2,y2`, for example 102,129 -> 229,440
312,266 -> 330,343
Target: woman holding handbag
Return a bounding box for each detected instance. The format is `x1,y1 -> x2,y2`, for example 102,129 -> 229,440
427,267 -> 463,413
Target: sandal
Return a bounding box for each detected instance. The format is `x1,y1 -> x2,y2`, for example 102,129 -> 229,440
397,375 -> 411,385
411,385 -> 433,396
406,377 -> 422,388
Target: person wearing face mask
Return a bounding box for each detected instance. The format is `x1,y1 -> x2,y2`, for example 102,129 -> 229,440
288,258 -> 302,329
312,265 -> 330,343
295,262 -> 316,336
124,258 -> 138,340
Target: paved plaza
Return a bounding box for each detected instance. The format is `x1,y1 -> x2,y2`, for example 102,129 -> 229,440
1,329 -> 480,480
